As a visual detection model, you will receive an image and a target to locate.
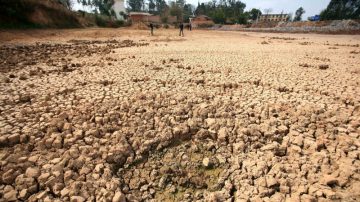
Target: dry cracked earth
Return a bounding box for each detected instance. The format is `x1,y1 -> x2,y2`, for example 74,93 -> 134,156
0,29 -> 360,202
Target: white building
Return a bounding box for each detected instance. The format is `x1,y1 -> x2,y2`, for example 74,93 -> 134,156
112,0 -> 126,20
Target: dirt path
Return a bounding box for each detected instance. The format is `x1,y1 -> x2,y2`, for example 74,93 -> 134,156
0,29 -> 359,201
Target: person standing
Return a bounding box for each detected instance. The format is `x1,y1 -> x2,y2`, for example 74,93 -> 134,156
179,23 -> 184,37
149,23 -> 154,36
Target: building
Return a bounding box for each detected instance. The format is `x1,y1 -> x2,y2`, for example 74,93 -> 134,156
129,12 -> 152,22
259,14 -> 289,22
112,0 -> 126,20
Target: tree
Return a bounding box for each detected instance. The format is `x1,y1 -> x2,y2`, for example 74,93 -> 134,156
293,7 -> 305,21
169,1 -> 182,21
248,8 -> 261,21
77,0 -> 115,16
154,0 -> 168,15
320,0 -> 360,20
194,0 -> 248,24
60,0 -> 73,10
148,0 -> 156,13
183,3 -> 195,22
127,0 -> 144,12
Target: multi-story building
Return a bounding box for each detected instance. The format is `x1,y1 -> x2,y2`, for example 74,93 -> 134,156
259,14 -> 289,22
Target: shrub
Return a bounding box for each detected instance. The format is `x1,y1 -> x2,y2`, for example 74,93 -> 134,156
95,15 -> 107,27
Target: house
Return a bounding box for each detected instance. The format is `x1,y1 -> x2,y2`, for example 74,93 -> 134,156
258,14 -> 289,22
129,12 -> 152,22
112,0 -> 126,20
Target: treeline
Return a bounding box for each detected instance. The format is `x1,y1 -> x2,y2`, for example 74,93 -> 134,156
127,0 -> 194,23
127,0 -> 262,24
75,0 -> 261,23
74,0 -> 359,24
194,1 -> 261,24
320,0 -> 360,20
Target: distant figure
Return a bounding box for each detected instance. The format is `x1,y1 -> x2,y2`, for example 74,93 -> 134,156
179,23 -> 184,37
189,23 -> 192,31
149,23 -> 154,36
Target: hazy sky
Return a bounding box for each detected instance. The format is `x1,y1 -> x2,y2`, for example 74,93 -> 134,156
73,0 -> 331,19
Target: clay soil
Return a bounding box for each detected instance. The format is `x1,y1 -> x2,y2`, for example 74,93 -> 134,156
0,28 -> 360,202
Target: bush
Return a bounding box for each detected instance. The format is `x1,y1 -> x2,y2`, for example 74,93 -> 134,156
110,20 -> 124,28
95,15 -> 107,27
94,14 -> 127,28
163,24 -> 169,29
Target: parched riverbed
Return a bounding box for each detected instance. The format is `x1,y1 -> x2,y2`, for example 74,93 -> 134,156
0,29 -> 359,201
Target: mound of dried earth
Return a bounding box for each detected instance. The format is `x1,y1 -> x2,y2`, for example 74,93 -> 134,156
0,30 -> 359,202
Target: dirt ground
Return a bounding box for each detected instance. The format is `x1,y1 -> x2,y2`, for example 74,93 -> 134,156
0,28 -> 360,202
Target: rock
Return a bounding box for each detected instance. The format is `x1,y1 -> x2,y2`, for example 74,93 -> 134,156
19,189 -> 29,199
70,196 -> 86,202
112,191 -> 126,202
25,167 -> 41,178
61,188 -> 70,197
8,134 -> 20,145
321,174 -> 339,187
319,64 -> 329,70
0,136 -> 8,146
95,164 -> 104,173
52,137 -> 63,148
1,75 -> 10,83
217,127 -> 228,142
202,157 -> 213,168
19,94 -> 31,103
4,189 -> 18,201
293,135 -> 304,147
233,142 -> 246,153
266,176 -> 279,188
19,73 -> 28,80
38,173 -> 50,185
73,130 -> 83,140
158,175 -> 168,188
2,169 -> 18,184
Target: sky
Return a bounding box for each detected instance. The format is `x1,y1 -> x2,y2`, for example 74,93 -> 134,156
73,0 -> 331,20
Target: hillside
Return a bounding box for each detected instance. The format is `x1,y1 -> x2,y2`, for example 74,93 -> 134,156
0,0 -> 82,28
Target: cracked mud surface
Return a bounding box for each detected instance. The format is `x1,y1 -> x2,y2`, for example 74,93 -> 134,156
0,29 -> 360,201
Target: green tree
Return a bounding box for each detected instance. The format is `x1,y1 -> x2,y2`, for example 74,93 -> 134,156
194,0 -> 247,24
155,0 -> 168,15
127,0 -> 144,12
183,3 -> 194,22
320,0 -> 360,20
169,1 -> 182,20
248,8 -> 261,20
148,0 -> 156,13
78,0 -> 115,16
293,7 -> 305,21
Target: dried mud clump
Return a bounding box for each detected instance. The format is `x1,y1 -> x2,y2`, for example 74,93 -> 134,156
319,64 -> 329,70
